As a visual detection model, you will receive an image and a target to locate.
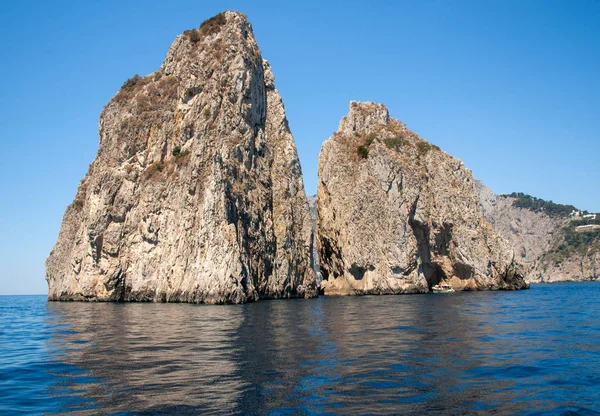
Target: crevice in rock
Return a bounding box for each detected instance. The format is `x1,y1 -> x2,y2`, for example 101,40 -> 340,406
434,223 -> 453,256
89,233 -> 103,265
103,268 -> 126,301
408,194 -> 443,288
319,236 -> 343,281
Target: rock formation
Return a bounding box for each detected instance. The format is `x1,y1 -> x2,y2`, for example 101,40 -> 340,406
478,186 -> 599,283
307,195 -> 322,286
46,11 -> 316,303
316,101 -> 529,295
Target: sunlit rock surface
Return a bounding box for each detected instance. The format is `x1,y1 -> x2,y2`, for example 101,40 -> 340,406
46,11 -> 316,303
317,101 -> 528,295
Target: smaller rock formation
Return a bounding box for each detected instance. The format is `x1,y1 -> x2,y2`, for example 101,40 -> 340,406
317,101 -> 528,295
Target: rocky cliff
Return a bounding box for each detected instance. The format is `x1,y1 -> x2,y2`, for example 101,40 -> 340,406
46,11 -> 316,303
478,186 -> 599,283
316,102 -> 528,295
307,195 -> 322,286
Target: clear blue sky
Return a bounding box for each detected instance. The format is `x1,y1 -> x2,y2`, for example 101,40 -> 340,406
0,0 -> 598,295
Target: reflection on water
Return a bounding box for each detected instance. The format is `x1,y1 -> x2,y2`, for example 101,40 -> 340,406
1,283 -> 599,414
45,302 -> 246,414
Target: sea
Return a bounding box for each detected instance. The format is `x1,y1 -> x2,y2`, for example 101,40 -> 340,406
1,282 -> 599,415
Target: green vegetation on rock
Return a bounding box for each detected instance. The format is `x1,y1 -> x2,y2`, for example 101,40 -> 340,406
355,134 -> 406,158
504,192 -> 576,218
199,12 -> 227,37
383,137 -> 403,151
122,74 -> 143,90
543,224 -> 600,267
564,227 -> 600,254
172,145 -> 190,159
188,29 -> 201,43
356,145 -> 369,159
417,141 -> 440,155
185,12 -> 228,43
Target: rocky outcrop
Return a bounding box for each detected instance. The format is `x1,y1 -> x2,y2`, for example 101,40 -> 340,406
316,101 -> 528,295
307,195 -> 322,286
536,247 -> 599,282
46,11 -> 316,303
478,186 -> 599,283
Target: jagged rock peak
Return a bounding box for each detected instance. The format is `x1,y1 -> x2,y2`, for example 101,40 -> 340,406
338,101 -> 391,135
162,11 -> 256,74
46,11 -> 316,304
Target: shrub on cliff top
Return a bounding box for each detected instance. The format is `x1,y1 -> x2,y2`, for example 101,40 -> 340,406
199,12 -> 227,38
115,74 -> 150,103
122,74 -> 143,90
189,29 -> 201,43
417,141 -> 439,155
417,141 -> 430,155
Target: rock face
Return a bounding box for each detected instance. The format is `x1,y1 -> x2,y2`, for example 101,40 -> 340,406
46,11 -> 316,303
537,244 -> 599,282
306,195 -> 322,286
316,101 -> 528,295
478,186 -> 599,283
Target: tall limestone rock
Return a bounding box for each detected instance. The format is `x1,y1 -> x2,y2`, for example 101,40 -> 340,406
46,11 -> 316,303
317,101 -> 529,295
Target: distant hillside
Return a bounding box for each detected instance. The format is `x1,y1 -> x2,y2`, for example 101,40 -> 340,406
481,185 -> 598,283
542,216 -> 600,270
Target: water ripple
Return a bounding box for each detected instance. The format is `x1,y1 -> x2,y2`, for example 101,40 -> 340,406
1,283 -> 599,414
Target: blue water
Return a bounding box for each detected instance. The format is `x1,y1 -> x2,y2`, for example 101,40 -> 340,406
1,283 -> 599,415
